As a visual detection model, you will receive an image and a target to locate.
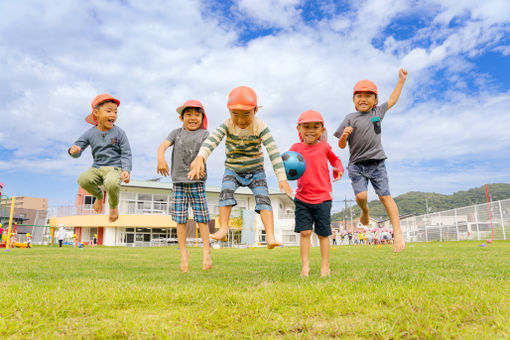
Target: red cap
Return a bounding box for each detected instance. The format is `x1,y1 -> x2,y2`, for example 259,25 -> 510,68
353,80 -> 377,95
85,94 -> 120,125
227,86 -> 258,110
176,100 -> 208,130
297,110 -> 324,125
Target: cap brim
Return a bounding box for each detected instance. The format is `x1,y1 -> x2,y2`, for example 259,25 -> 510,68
227,104 -> 260,110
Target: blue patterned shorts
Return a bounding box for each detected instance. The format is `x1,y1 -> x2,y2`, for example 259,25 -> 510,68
171,182 -> 211,224
348,159 -> 391,196
219,168 -> 272,213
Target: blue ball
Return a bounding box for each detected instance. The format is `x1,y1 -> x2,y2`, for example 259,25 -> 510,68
281,151 -> 306,180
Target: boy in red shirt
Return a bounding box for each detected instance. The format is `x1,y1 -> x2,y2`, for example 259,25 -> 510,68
289,110 -> 344,277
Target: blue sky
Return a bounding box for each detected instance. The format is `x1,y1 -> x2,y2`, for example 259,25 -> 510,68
1,0 -> 509,213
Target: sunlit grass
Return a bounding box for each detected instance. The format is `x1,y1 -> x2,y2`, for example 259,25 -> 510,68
0,241 -> 509,338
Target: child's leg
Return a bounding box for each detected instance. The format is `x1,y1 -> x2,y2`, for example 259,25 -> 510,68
103,168 -> 122,223
379,195 -> 405,253
77,168 -> 105,213
299,230 -> 312,276
176,223 -> 189,273
318,235 -> 330,277
249,170 -> 281,248
212,169 -> 239,241
355,191 -> 369,225
197,222 -> 212,270
259,210 -> 281,249
210,206 -> 232,241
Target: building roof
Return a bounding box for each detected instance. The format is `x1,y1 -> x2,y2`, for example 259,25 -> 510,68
122,180 -> 287,196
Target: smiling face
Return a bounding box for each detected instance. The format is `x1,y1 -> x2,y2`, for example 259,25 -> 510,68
93,101 -> 118,131
353,91 -> 378,112
180,107 -> 204,131
229,107 -> 257,129
297,122 -> 325,145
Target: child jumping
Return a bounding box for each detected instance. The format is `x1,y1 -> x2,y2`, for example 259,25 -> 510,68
69,94 -> 132,223
188,86 -> 292,248
290,110 -> 344,277
334,69 -> 407,253
157,100 -> 212,272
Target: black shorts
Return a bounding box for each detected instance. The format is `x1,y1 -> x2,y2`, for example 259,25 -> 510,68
294,198 -> 332,237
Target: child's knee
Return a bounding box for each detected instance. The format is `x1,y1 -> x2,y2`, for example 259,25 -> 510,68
77,172 -> 91,187
103,179 -> 120,192
356,191 -> 367,202
300,230 -> 313,238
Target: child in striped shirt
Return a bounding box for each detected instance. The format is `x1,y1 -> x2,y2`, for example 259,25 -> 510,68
188,86 -> 292,248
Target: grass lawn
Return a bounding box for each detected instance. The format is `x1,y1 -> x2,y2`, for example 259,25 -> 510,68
1,241 -> 509,339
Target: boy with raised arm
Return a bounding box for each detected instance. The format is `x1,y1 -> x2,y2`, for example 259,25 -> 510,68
334,69 -> 408,253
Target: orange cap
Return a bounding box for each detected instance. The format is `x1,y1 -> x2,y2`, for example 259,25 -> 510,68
353,80 -> 377,95
297,110 -> 324,125
176,100 -> 208,130
227,86 -> 258,110
85,94 -> 120,125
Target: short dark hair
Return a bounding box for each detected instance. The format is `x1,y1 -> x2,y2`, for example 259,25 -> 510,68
181,107 -> 205,118
94,100 -> 118,110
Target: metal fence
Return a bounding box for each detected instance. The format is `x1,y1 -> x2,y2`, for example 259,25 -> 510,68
400,198 -> 510,242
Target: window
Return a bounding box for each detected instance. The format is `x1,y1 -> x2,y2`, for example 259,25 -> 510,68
84,196 -> 96,205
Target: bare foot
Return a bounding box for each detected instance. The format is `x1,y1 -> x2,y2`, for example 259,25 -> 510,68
359,209 -> 369,226
210,228 -> 228,242
300,265 -> 310,277
266,238 -> 282,249
180,252 -> 189,273
203,251 -> 213,271
393,234 -> 405,253
93,198 -> 103,213
321,266 -> 331,277
109,207 -> 119,222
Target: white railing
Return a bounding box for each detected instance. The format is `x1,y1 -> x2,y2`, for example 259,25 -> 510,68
400,198 -> 510,242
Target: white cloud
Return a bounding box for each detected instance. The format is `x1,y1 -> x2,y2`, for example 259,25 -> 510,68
236,0 -> 303,28
1,0 -> 509,204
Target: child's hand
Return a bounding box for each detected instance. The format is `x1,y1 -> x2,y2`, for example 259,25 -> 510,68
187,156 -> 205,180
279,180 -> 293,198
399,68 -> 408,80
69,145 -> 81,156
157,159 -> 170,177
122,171 -> 130,184
342,126 -> 353,137
333,168 -> 343,182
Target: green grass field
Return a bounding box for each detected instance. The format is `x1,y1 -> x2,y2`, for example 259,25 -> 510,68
1,241 -> 509,339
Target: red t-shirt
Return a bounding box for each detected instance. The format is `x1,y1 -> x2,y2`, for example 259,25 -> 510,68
289,141 -> 344,204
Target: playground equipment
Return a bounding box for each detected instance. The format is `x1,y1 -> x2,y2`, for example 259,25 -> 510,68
1,195 -> 15,251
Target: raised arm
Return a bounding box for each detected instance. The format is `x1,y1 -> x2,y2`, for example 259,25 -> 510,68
387,68 -> 408,109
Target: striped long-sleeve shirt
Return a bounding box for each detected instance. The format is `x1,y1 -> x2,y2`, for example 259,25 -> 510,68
197,117 -> 287,181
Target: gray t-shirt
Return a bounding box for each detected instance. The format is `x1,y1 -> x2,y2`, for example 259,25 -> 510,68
72,125 -> 132,172
334,102 -> 389,165
167,128 -> 209,183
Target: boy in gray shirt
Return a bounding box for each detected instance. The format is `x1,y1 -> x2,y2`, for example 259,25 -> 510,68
69,94 -> 132,223
334,69 -> 407,253
157,100 -> 212,273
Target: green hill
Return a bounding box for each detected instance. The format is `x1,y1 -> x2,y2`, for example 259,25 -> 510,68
331,183 -> 510,221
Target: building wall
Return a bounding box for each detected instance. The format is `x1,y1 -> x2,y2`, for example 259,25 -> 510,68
1,196 -> 48,210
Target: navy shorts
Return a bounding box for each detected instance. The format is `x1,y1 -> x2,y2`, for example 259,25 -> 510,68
171,182 -> 211,224
294,198 -> 332,237
219,168 -> 272,213
348,159 -> 390,196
